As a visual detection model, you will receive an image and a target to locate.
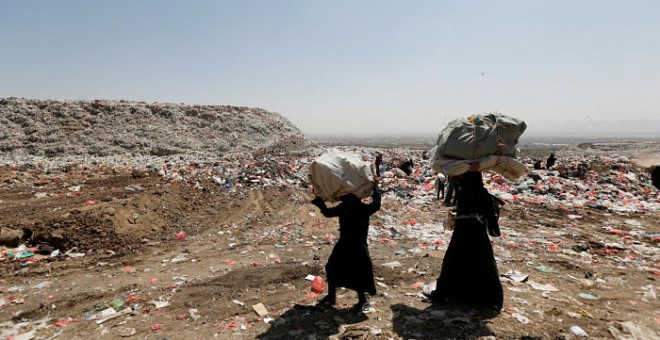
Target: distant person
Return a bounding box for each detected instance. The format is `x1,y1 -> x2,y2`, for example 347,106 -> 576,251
533,160 -> 542,170
576,163 -> 588,178
375,152 -> 383,177
444,176 -> 459,206
435,173 -> 446,200
398,159 -> 414,176
546,153 -> 557,169
425,171 -> 504,310
311,179 -> 381,313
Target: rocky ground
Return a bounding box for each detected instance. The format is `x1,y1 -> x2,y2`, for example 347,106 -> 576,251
0,100 -> 658,339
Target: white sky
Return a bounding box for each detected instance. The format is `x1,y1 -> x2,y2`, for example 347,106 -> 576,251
1,1 -> 659,137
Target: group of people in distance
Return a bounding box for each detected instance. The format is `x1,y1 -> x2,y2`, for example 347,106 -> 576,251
533,153 -> 556,170
310,152 -> 505,314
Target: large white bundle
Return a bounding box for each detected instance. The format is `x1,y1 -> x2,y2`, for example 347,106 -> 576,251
431,113 -> 527,180
308,149 -> 375,202
430,150 -> 526,180
435,113 -> 526,160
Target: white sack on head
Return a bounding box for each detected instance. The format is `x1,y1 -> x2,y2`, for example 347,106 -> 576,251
430,153 -> 526,180
308,149 -> 375,202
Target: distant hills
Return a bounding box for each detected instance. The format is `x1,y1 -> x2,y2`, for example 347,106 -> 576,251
523,119 -> 660,139
310,118 -> 660,147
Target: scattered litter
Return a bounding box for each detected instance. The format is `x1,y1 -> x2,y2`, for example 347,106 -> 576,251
578,292 -> 600,300
33,281 -> 51,289
117,327 -> 137,337
382,261 -> 402,268
312,276 -> 326,293
608,321 -> 659,340
570,325 -> 589,337
188,308 -> 200,321
528,281 -> 559,292
54,319 -> 80,327
511,313 -> 531,324
167,254 -> 187,263
410,281 -> 424,289
503,270 -> 529,282
252,303 -> 268,317
535,265 -> 555,273
96,307 -> 132,324
151,299 -> 170,309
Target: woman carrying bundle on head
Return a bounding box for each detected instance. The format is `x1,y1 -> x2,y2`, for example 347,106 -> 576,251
425,171 -> 504,311
311,178 -> 381,313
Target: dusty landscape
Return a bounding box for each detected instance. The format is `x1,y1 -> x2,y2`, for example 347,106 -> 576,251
1,99 -> 659,339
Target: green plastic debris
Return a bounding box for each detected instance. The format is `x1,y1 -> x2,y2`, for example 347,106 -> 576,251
578,292 -> 599,300
84,297 -> 127,320
535,265 -> 555,273
18,252 -> 34,259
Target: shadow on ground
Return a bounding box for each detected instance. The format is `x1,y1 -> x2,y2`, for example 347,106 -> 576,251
256,304 -> 368,340
391,302 -> 498,339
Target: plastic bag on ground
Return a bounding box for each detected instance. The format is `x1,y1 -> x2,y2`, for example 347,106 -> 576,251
308,149 -> 375,202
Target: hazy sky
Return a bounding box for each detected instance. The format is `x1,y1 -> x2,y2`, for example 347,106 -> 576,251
2,1 -> 659,137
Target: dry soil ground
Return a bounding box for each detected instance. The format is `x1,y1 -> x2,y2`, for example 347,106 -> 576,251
1,155 -> 659,339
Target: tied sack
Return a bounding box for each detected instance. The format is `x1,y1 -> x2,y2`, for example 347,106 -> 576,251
435,113 -> 526,160
308,150 -> 375,202
430,113 -> 527,180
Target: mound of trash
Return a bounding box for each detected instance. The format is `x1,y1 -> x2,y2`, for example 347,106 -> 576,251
0,98 -> 315,158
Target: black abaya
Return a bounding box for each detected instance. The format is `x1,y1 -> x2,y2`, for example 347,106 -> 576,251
431,172 -> 504,309
314,188 -> 381,295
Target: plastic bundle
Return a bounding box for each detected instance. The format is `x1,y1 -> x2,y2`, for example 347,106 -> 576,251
435,113 -> 526,160
431,113 -> 526,179
308,149 -> 375,202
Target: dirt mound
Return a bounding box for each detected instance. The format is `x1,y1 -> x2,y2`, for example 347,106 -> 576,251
0,97 -> 315,157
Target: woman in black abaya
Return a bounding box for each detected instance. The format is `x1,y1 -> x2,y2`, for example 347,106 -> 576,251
311,181 -> 381,313
427,171 -> 504,310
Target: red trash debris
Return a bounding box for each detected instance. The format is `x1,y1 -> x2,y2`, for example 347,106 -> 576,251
175,232 -> 186,240
312,276 -> 326,293
55,319 -> 80,327
127,294 -> 141,303
410,281 -> 424,289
